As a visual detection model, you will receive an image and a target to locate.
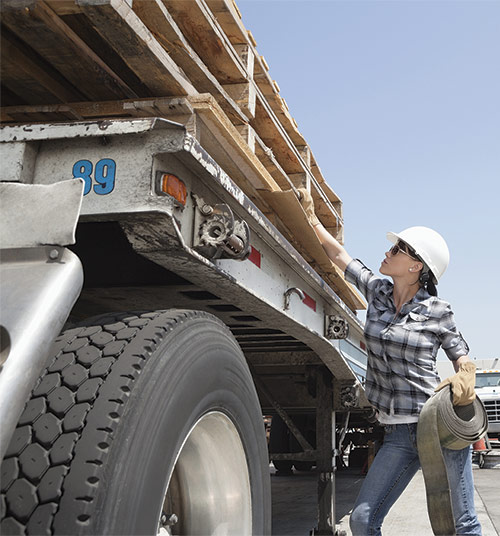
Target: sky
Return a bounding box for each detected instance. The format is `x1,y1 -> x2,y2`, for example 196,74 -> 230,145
237,0 -> 500,360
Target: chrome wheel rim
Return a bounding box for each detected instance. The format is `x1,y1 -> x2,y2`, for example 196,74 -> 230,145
159,411 -> 252,535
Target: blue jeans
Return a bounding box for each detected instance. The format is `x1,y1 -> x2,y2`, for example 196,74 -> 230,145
349,423 -> 482,536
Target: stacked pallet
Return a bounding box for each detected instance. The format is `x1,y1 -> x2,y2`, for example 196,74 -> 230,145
0,0 -> 364,311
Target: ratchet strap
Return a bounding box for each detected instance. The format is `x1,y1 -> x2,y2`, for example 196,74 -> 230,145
417,386 -> 488,536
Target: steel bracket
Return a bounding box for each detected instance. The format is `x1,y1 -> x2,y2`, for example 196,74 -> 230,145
325,315 -> 349,339
340,384 -> 360,408
192,194 -> 251,261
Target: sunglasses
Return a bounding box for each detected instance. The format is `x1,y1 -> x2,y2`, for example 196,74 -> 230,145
389,243 -> 419,260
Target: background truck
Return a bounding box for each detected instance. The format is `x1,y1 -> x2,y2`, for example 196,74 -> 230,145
0,1 -> 372,534
437,359 -> 500,443
475,363 -> 500,442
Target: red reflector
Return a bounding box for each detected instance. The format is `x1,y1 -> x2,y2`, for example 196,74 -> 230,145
302,292 -> 316,311
360,341 -> 366,351
248,246 -> 261,268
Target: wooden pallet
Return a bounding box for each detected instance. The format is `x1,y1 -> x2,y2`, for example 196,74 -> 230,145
0,0 -> 364,310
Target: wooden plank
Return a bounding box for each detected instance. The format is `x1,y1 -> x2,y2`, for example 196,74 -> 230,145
44,2 -> 157,103
184,4 -> 342,234
253,97 -> 304,175
45,0 -> 130,14
297,145 -> 311,169
1,0 -> 138,101
235,123 -> 256,153
163,0 -> 249,83
253,64 -> 306,147
313,190 -> 343,244
0,50 -> 61,106
222,82 -> 256,118
252,89 -> 345,240
0,0 -> 355,306
259,189 -> 337,274
234,44 -> 255,78
0,98 -> 158,123
258,189 -> 364,310
122,97 -> 195,117
162,0 -> 310,157
52,10 -> 156,99
259,82 -> 305,146
205,0 -> 249,45
0,104 -> 97,122
48,0 -> 248,124
309,153 -> 345,242
254,134 -> 295,191
0,97 -> 198,123
1,29 -> 84,104
288,173 -> 310,190
75,0 -> 197,98
316,185 -> 343,222
131,0 -> 248,124
0,110 -> 15,123
0,86 -> 24,108
43,0 -> 85,15
188,93 -> 281,193
154,0 -> 338,233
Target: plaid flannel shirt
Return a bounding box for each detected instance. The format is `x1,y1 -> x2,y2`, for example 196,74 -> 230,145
345,259 -> 469,416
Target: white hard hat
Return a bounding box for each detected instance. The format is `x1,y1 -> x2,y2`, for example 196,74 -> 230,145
387,226 -> 450,282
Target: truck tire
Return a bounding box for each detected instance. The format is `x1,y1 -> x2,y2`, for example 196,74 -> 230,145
1,310 -> 271,535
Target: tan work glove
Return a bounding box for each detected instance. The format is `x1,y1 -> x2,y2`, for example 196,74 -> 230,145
297,188 -> 320,227
435,362 -> 476,406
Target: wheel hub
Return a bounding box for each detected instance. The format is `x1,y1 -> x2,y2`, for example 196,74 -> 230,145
160,411 -> 252,535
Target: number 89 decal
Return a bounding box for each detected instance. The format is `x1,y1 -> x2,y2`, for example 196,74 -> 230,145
72,158 -> 116,195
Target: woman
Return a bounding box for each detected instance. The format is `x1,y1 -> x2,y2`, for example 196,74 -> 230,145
298,189 -> 481,536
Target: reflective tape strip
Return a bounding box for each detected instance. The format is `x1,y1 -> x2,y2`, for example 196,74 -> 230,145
302,292 -> 316,311
248,246 -> 261,268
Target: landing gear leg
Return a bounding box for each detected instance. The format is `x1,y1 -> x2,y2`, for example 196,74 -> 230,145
313,368 -> 336,535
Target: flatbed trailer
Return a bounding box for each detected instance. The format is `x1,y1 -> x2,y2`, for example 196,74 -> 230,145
0,117 -> 371,535
0,1 -> 373,534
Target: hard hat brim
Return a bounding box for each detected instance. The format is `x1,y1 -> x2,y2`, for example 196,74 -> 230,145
386,231 -> 400,245
387,230 -> 423,261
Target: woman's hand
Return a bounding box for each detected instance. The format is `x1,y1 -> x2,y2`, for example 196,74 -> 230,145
297,188 -> 352,272
435,359 -> 476,406
297,188 -> 320,226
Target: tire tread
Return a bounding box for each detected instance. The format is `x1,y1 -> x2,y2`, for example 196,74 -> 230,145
1,309 -> 221,535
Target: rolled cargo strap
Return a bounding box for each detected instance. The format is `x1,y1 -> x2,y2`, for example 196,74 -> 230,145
417,385 -> 488,536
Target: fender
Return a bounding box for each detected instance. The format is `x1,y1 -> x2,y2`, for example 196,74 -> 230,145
0,180 -> 84,460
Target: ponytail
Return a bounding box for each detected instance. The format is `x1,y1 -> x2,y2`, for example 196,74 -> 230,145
419,270 -> 438,296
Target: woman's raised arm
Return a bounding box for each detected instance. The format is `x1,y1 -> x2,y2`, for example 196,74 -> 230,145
297,188 -> 353,272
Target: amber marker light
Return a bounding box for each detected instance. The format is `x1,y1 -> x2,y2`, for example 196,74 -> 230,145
161,173 -> 187,206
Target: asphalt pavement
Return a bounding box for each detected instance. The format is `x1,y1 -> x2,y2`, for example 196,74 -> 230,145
271,451 -> 500,535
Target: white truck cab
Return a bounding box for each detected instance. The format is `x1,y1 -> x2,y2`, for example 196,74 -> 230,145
475,368 -> 500,438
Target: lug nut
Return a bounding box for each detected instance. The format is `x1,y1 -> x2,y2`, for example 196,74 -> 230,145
161,513 -> 178,527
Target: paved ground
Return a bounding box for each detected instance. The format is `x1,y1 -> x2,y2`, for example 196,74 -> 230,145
271,451 -> 500,535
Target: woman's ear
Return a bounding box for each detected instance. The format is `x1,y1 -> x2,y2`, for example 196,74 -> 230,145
410,262 -> 423,273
